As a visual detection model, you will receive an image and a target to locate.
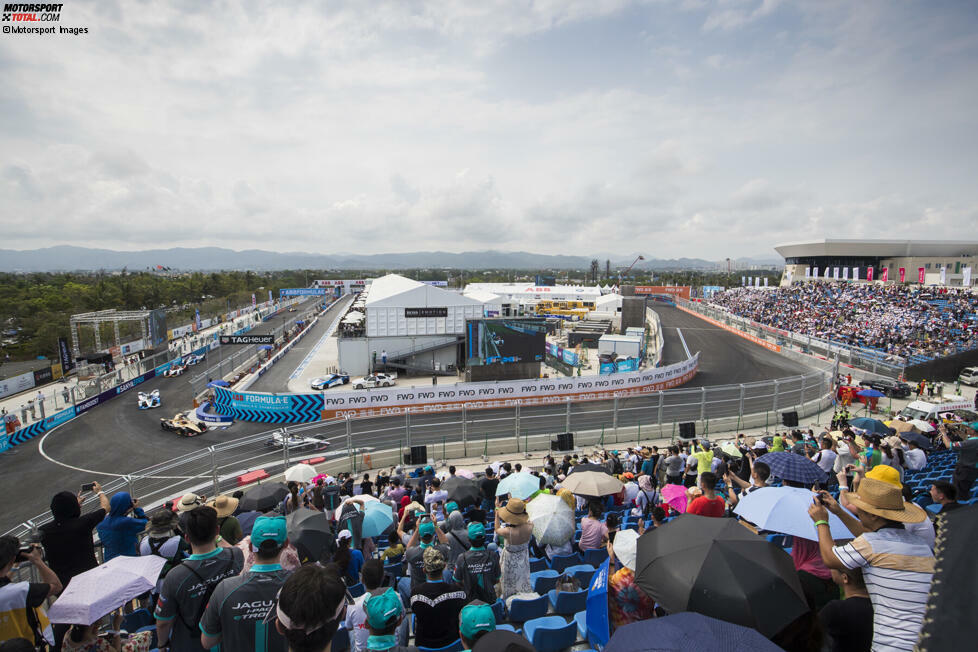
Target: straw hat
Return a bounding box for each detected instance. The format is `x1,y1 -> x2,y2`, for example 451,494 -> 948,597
498,498 -> 530,525
176,493 -> 204,513
846,477 -> 926,523
208,495 -> 239,518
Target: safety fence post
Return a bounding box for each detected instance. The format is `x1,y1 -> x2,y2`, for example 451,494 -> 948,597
483,433 -> 488,458
637,421 -> 641,448
405,410 -> 412,450
600,425 -> 605,447
671,421 -> 676,442
442,437 -> 446,462
283,427 -> 291,468
565,398 -> 571,433
461,404 -> 468,457
524,432 -> 528,455
738,384 -> 745,432
657,391 -> 664,426
345,418 -> 352,472
612,397 -> 619,441
514,405 -> 521,451
209,446 -> 220,496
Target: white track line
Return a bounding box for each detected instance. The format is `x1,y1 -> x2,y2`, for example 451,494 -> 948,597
289,297 -> 350,380
38,423 -> 195,479
676,328 -> 692,360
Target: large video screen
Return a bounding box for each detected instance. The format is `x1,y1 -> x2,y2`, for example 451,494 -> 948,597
466,319 -> 547,365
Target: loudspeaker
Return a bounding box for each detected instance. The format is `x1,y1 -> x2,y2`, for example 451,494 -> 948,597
557,432 -> 575,451
678,422 -> 696,439
403,453 -> 412,465
782,411 -> 799,427
410,445 -> 428,466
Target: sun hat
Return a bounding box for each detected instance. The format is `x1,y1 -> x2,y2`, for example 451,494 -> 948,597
336,529 -> 353,542
364,588 -> 403,629
176,493 -> 204,513
422,546 -> 446,573
865,465 -> 901,488
613,528 -> 640,571
497,498 -> 529,525
846,477 -> 926,523
460,602 -> 496,640
252,516 -> 288,548
208,495 -> 239,518
145,511 -> 176,537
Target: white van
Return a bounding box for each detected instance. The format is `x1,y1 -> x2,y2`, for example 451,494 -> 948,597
958,367 -> 978,386
899,399 -> 973,422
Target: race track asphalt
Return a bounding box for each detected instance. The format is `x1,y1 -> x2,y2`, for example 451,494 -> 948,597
1,300 -> 813,532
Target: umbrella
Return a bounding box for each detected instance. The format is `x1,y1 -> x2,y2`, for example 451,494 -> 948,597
910,419 -> 935,433
634,515 -> 809,638
916,504 -> 978,651
754,452 -> 827,485
443,476 -> 481,509
525,493 -> 575,545
259,344 -> 274,350
239,482 -> 290,512
455,468 -> 476,479
605,612 -> 784,652
496,472 -> 541,500
849,417 -> 891,434
561,471 -> 624,497
286,507 -> 335,564
720,442 -> 743,459
47,555 -> 167,624
887,420 -> 915,433
857,388 -> 886,398
361,501 -> 395,538
733,486 -> 853,541
333,494 -> 379,520
285,463 -> 318,484
660,483 -> 689,513
567,463 -> 612,475
613,528 -> 640,570
207,380 -> 230,388
898,430 -> 934,451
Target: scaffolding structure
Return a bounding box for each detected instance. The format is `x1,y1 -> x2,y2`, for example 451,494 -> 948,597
69,309 -> 154,359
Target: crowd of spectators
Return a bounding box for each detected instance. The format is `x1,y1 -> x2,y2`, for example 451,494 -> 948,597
709,282 -> 978,358
1,418 -> 973,651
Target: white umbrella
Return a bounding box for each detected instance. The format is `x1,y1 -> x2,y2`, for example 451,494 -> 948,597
909,419 -> 935,433
526,494 -> 575,545
334,494 -> 379,519
48,555 -> 167,624
561,470 -> 624,497
733,486 -> 853,541
614,528 -> 640,571
285,463 -> 318,484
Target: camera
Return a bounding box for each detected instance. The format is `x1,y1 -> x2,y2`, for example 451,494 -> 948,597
15,545 -> 37,563
81,482 -> 96,492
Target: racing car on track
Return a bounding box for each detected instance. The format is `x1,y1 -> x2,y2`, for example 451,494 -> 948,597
185,353 -> 205,366
352,373 -> 396,390
310,373 -> 350,390
160,412 -> 208,437
163,363 -> 187,377
264,431 -> 330,452
137,389 -> 161,409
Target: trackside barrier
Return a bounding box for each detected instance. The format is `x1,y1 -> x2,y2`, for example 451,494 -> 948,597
3,368 -> 832,540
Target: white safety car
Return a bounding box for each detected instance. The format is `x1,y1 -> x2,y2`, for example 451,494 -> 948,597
264,431 -> 330,452
352,373 -> 397,390
185,353 -> 205,366
163,363 -> 188,377
309,373 -> 350,390
137,389 -> 161,409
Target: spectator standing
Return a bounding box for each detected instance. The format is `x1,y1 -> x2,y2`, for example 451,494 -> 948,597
479,469 -> 498,514
40,483 -> 110,588
272,565 -> 348,652
452,523 -> 501,604
0,536 -> 61,648
200,516 -> 292,652
410,548 -> 466,649
458,602 -> 496,650
929,481 -> 960,513
940,424 -> 978,501
96,492 -> 147,561
819,567 -> 874,652
360,587 -> 417,652
154,506 -> 245,652
139,511 -> 190,595
425,478 -> 449,520
811,438 -> 838,478
441,509 -> 470,572
332,529 -> 365,586
663,446 -> 684,485
686,472 -> 726,517
397,515 -> 450,605
606,525 -> 654,629
493,498 -> 534,600
208,495 -> 243,545
344,560 -> 410,652
808,476 -> 934,651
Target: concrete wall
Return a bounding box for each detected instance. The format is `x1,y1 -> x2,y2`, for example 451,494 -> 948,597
337,337 -> 370,375
904,348 -> 978,382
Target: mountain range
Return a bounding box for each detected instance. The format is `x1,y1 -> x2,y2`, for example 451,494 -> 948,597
0,246 -> 781,272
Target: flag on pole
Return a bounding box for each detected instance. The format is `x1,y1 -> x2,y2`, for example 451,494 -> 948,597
867,267 -> 873,282
741,276 -> 746,287
852,267 -> 859,280
842,267 -> 849,280
918,267 -> 925,284
964,266 -> 973,287
899,267 -> 905,283
881,267 -> 888,282
755,277 -> 761,287
939,266 -> 946,285
833,267 -> 840,279
764,277 -> 769,287
805,267 -> 811,278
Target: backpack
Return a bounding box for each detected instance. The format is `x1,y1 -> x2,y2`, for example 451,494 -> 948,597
147,536 -> 186,580
612,457 -> 624,475
174,547 -> 243,634
640,490 -> 656,517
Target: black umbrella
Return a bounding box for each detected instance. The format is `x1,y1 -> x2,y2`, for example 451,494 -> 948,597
443,476 -> 481,509
336,501 -> 364,548
567,463 -> 611,475
286,507 -> 335,564
239,482 -> 290,512
917,504 -> 978,651
634,515 -> 808,638
898,430 -> 934,451
605,612 -> 783,652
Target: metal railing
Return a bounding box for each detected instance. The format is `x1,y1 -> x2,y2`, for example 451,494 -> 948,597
677,299 -> 907,379
5,368 -> 832,540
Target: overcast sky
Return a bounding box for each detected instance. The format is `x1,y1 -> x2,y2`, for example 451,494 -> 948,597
2,0 -> 976,260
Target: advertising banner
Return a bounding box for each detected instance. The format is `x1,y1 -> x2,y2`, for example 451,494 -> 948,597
405,307 -> 447,318
813,267 -> 819,279
42,406 -> 76,431
252,293 -> 257,307
833,267 -> 840,279
702,286 -> 724,298
58,337 -> 75,373
633,286 -> 691,300
867,267 -> 874,282
805,267 -> 810,278
195,309 -> 202,332
149,309 -> 167,348
741,276 -> 746,287
881,268 -> 888,282
51,363 -> 63,381
918,267 -> 925,284
0,370 -> 36,400
852,267 -> 859,280
964,266 -> 972,287
33,366 -> 53,386
421,281 -> 449,286
842,267 -> 849,280
213,389 -> 323,423
899,267 -> 906,283
221,334 -> 274,345
268,290 -> 273,303
763,277 -> 769,287
754,277 -> 761,287
312,353 -> 699,420
940,266 -> 946,285
280,288 -> 327,296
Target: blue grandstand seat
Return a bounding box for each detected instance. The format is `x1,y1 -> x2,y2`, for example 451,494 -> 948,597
331,626 -> 350,652
531,569 -> 561,594
583,547 -> 608,567
507,594 -> 549,623
550,553 -> 582,573
529,556 -> 549,573
348,582 -> 365,598
548,588 -> 588,615
523,615 -> 578,652
564,564 -> 596,587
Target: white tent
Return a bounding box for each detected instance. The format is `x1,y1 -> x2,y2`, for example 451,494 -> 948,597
365,274 -> 483,337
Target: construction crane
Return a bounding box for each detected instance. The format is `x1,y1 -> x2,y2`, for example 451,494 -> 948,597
618,255 -> 645,285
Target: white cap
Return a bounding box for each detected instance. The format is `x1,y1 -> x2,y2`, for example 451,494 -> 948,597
337,529 -> 353,541
752,440 -> 768,450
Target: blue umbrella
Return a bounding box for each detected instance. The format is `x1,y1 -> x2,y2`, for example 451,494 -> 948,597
207,380 -> 230,388
495,472 -> 540,500
605,612 -> 783,652
733,486 -> 852,540
258,344 -> 274,350
857,388 -> 886,398
361,501 -> 395,538
754,452 -> 827,485
898,430 -> 934,451
849,417 -> 891,434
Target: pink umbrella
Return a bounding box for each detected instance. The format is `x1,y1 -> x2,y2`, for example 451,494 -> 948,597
661,484 -> 688,514
456,469 -> 476,479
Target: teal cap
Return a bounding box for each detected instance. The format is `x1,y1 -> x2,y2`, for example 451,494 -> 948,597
364,588 -> 403,629
467,522 -> 485,540
445,501 -> 459,514
459,602 -> 496,640
418,520 -> 436,538
251,516 -> 287,549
